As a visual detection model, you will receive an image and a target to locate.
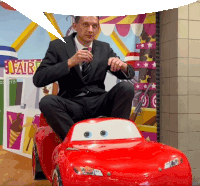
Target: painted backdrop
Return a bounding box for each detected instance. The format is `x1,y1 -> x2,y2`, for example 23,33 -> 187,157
0,2 -> 158,158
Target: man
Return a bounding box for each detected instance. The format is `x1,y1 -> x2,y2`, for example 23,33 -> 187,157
33,16 -> 135,141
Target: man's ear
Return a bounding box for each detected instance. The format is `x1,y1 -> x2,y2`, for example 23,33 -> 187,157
72,23 -> 77,32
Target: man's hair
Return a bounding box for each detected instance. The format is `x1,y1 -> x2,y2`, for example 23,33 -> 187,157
74,16 -> 99,23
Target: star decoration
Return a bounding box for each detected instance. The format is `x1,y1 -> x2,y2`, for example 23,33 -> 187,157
147,43 -> 153,48
144,63 -> 148,67
136,84 -> 140,88
141,44 -> 144,48
152,83 -> 156,89
152,62 -> 156,68
144,84 -> 147,88
137,63 -> 140,66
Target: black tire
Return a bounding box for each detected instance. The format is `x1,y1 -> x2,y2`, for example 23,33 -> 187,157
32,142 -> 47,180
52,166 -> 63,186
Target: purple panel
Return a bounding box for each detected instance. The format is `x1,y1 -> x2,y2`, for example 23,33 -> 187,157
142,131 -> 157,142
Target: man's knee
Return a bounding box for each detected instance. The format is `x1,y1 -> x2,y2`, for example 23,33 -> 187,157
118,81 -> 135,94
39,95 -> 56,111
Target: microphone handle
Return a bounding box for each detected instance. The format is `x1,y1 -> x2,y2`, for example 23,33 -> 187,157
82,48 -> 91,64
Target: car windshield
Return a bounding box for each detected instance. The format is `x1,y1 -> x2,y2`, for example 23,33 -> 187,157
71,119 -> 142,141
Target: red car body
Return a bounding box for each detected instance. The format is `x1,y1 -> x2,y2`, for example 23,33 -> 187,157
32,114 -> 192,186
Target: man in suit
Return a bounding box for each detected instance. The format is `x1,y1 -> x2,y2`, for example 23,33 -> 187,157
33,16 -> 135,141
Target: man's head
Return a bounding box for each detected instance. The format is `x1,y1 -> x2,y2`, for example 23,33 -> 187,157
73,16 -> 100,45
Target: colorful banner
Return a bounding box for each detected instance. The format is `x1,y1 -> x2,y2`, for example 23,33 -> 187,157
4,59 -> 42,75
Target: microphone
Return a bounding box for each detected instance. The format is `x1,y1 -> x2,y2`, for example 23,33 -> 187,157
82,48 -> 89,64
82,47 -> 92,64
82,47 -> 92,52
82,48 -> 88,50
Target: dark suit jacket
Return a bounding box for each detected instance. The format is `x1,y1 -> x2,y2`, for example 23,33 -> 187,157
33,33 -> 135,99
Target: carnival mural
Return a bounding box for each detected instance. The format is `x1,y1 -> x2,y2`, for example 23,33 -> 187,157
0,1 -> 158,158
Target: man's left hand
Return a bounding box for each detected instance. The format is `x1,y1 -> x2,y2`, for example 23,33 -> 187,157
108,57 -> 128,73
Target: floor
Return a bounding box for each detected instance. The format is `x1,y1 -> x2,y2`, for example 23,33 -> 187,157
0,146 -> 51,186
0,145 -> 199,186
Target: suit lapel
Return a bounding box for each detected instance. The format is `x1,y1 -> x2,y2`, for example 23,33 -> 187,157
64,33 -> 83,81
64,33 -> 76,59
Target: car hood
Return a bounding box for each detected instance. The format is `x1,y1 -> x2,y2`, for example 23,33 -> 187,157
63,140 -> 183,175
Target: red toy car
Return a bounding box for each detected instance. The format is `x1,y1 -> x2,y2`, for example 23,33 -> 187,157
32,114 -> 192,186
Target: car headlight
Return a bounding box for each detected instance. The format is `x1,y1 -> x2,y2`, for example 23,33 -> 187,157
73,166 -> 103,176
164,158 -> 183,169
139,181 -> 150,186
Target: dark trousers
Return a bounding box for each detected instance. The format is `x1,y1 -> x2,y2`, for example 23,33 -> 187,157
39,81 -> 134,140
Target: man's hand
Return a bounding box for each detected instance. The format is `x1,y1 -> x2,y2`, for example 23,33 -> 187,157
68,50 -> 93,69
108,57 -> 128,73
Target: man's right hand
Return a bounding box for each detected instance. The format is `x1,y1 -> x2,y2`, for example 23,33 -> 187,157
68,50 -> 93,69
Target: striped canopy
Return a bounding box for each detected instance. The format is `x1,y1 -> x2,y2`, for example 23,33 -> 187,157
99,14 -> 156,37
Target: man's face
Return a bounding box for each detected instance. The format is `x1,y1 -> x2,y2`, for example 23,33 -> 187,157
73,16 -> 99,43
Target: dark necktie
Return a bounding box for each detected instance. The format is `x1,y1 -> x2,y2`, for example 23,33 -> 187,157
82,47 -> 92,82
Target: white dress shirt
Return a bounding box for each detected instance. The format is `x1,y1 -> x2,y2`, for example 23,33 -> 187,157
74,36 -> 93,71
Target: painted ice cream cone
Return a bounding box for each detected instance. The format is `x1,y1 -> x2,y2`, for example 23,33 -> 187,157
9,113 -> 23,148
9,130 -> 21,148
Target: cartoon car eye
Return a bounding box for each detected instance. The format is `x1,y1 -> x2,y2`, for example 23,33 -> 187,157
84,131 -> 92,138
100,130 -> 108,137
